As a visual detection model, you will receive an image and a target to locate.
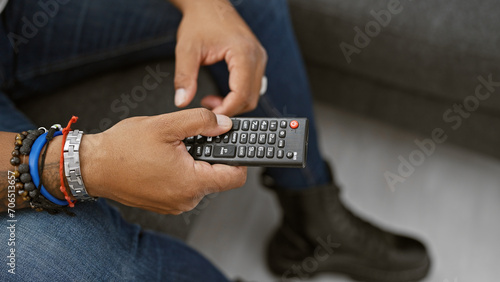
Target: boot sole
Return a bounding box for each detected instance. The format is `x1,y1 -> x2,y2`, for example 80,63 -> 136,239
267,238 -> 431,282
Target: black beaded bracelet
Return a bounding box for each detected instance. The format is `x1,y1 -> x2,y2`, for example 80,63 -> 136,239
11,129 -> 44,202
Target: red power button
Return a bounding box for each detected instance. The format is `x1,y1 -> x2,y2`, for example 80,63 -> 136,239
290,120 -> 299,129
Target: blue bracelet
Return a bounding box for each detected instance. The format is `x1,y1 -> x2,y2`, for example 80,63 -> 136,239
29,131 -> 68,206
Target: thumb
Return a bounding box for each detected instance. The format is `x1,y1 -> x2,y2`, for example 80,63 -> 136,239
174,46 -> 201,108
161,108 -> 233,141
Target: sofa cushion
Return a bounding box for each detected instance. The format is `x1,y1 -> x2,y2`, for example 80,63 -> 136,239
288,0 -> 500,112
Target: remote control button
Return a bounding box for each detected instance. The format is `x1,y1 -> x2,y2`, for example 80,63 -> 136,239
215,136 -> 222,143
214,145 -> 236,158
231,119 -> 240,130
186,145 -> 193,154
257,146 -> 265,158
280,120 -> 287,128
204,145 -> 212,157
266,147 -> 275,158
186,136 -> 195,144
286,151 -> 294,159
279,130 -> 286,138
258,133 -> 267,144
240,133 -> 248,144
278,139 -> 285,148
251,120 -> 259,131
238,146 -> 246,157
242,120 -> 250,131
206,136 -> 213,143
290,120 -> 299,129
270,120 -> 278,131
260,120 -> 269,131
223,134 -> 230,143
277,149 -> 284,159
248,146 -> 256,158
268,133 -> 276,144
231,132 -> 238,143
195,145 -> 203,156
196,135 -> 206,144
249,133 -> 257,144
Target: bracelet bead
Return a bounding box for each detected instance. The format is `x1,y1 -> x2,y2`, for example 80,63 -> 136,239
12,170 -> 20,178
10,157 -> 20,166
15,182 -> 23,190
20,172 -> 32,183
20,145 -> 31,155
29,190 -> 38,198
12,150 -> 19,157
19,163 -> 29,173
23,138 -> 34,147
24,182 -> 35,191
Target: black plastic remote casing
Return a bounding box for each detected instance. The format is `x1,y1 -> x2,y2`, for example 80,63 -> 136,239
183,117 -> 309,168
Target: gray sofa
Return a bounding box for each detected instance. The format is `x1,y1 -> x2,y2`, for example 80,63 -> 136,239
288,0 -> 500,158
20,0 -> 500,238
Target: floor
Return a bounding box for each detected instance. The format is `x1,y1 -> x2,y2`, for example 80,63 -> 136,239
187,102 -> 500,282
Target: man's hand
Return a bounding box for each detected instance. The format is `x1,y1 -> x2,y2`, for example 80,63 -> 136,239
81,108 -> 247,214
170,0 -> 267,117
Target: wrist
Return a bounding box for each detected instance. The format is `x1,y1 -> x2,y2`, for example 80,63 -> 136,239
78,133 -> 104,199
40,135 -> 71,201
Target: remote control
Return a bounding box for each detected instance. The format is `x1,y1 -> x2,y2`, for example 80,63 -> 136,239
183,117 -> 309,168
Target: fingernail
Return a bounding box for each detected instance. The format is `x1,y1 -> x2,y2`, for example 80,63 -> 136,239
175,88 -> 186,107
216,114 -> 232,128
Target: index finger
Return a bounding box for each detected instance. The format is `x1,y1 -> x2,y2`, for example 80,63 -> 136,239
212,50 -> 266,116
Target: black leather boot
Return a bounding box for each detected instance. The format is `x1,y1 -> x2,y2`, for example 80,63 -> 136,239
262,169 -> 431,282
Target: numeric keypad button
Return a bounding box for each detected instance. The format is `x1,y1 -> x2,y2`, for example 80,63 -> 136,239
257,146 -> 265,158
270,120 -> 278,131
238,146 -> 246,157
240,133 -> 248,144
248,146 -> 256,157
268,133 -> 276,144
258,133 -> 267,144
260,120 -> 269,131
249,133 -> 257,144
251,120 -> 259,131
242,120 -> 250,131
266,147 -> 275,158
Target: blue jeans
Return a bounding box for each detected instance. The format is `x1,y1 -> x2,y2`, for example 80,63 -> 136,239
0,0 -> 331,280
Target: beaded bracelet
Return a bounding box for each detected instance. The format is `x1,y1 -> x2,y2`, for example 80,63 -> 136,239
11,129 -> 45,201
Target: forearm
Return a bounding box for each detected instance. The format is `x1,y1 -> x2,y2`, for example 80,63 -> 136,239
0,132 -> 69,212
